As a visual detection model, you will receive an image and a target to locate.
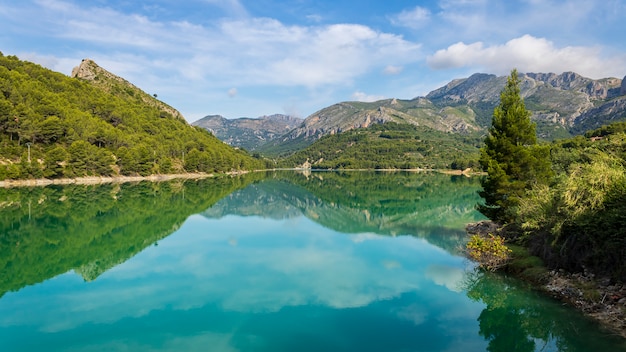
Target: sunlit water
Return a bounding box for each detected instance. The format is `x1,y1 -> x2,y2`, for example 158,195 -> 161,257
0,171 -> 624,351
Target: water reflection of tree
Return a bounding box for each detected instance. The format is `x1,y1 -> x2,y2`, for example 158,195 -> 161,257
463,269 -> 625,352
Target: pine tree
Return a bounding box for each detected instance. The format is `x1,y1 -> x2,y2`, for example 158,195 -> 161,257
478,69 -> 552,223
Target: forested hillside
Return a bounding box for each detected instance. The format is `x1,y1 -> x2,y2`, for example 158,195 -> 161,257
0,53 -> 265,180
279,122 -> 482,170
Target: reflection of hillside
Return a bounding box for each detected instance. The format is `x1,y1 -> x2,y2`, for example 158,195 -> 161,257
203,171 -> 486,252
202,180 -> 302,219
0,174 -> 261,298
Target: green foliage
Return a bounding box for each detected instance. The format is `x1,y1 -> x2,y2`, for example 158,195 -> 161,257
467,234 -> 512,271
505,245 -> 549,284
279,122 -> 482,170
516,147 -> 626,280
504,121 -> 626,280
478,70 -> 553,223
0,53 -> 264,180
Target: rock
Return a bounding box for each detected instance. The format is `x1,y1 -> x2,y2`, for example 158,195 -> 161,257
70,59 -> 186,121
621,75 -> 626,95
465,220 -> 500,235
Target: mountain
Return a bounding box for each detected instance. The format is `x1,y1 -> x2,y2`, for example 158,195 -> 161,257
0,53 -> 265,180
192,114 -> 302,151
71,59 -> 185,121
260,72 -> 626,156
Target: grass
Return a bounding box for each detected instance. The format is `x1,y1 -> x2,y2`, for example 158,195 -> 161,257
506,244 -> 550,284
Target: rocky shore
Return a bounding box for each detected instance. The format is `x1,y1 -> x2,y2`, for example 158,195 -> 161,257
466,220 -> 626,339
543,269 -> 626,339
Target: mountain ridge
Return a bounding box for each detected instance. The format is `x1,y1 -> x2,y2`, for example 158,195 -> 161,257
253,71 -> 625,155
192,113 -> 303,151
71,58 -> 186,121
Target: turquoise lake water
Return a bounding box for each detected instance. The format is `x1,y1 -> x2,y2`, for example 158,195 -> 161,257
0,171 -> 624,351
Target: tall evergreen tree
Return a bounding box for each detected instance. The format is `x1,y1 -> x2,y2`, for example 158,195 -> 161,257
478,69 -> 552,223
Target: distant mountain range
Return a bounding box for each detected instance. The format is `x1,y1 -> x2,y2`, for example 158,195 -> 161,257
192,114 -> 303,151
195,71 -> 626,156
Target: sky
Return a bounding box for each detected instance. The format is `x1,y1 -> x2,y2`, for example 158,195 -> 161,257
1,0 -> 625,123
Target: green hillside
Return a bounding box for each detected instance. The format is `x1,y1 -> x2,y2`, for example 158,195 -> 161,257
0,53 -> 265,180
279,122 -> 482,170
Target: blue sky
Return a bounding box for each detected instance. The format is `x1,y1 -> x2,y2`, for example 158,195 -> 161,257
1,0 -> 625,122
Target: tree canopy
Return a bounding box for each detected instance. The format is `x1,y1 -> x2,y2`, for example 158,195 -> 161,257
478,69 -> 552,223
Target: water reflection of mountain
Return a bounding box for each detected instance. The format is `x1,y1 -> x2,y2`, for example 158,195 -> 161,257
0,175 -> 260,298
203,171 -> 486,252
0,171 -> 485,299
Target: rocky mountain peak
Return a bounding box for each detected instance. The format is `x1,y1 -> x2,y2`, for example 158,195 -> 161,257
71,59 -> 185,120
425,73 -> 500,103
192,113 -> 303,150
525,72 -> 622,100
259,114 -> 302,123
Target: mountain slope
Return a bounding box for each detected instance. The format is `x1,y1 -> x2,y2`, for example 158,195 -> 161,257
262,72 -> 625,156
71,58 -> 185,121
0,53 -> 264,180
192,114 -> 302,151
280,122 -> 482,170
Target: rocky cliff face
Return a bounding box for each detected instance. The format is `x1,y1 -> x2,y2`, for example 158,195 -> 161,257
192,114 -> 303,150
71,59 -> 185,120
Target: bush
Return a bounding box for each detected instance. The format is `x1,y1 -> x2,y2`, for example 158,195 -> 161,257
467,233 -> 512,271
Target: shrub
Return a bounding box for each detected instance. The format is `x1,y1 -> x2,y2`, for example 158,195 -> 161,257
467,233 -> 512,271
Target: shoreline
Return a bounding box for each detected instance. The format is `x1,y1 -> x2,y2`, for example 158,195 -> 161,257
0,168 -> 483,188
466,220 -> 626,339
0,172 -> 253,188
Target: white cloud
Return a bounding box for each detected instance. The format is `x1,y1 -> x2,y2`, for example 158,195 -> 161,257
25,2 -> 421,89
227,88 -> 238,98
352,91 -> 387,102
425,264 -> 465,293
306,14 -> 323,23
390,6 -> 431,29
383,65 -> 403,75
427,34 -> 626,78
